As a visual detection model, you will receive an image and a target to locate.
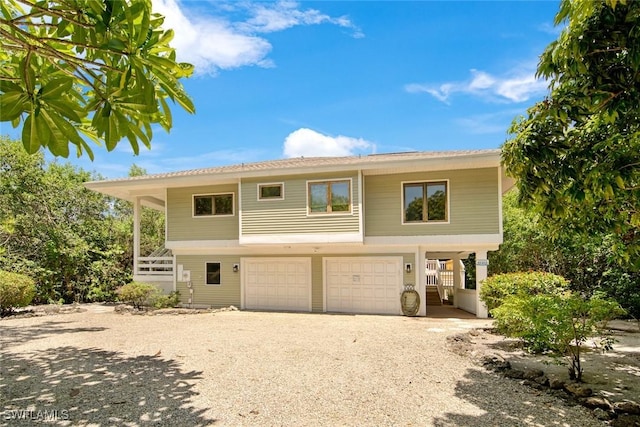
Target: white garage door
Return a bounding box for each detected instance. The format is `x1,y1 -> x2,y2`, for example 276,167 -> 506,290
325,257 -> 402,315
243,258 -> 311,312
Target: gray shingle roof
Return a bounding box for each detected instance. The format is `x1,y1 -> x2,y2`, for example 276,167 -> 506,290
94,149 -> 500,183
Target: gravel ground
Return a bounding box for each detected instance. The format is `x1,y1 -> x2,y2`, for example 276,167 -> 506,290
0,306 -> 606,426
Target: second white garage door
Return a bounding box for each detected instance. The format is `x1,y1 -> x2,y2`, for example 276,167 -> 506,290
243,258 -> 312,312
325,257 -> 403,315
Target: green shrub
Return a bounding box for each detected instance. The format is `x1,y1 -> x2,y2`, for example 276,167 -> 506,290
491,292 -> 625,381
480,272 -> 569,312
0,270 -> 36,316
117,282 -> 157,309
86,258 -> 131,303
150,291 -> 181,309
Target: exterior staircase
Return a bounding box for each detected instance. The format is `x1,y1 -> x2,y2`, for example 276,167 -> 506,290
426,286 -> 442,306
425,259 -> 466,306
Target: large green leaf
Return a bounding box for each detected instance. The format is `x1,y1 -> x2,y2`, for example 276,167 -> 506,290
0,91 -> 28,122
1,0 -> 195,159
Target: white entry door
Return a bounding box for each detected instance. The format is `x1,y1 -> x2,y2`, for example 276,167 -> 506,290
243,258 -> 312,312
325,257 -> 402,315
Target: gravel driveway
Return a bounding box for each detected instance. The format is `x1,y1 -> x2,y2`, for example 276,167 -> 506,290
1,307 -> 604,426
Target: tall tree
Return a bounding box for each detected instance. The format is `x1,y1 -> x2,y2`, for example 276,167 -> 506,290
0,0 -> 195,159
0,137 -> 130,302
490,189 -> 640,318
502,0 -> 640,267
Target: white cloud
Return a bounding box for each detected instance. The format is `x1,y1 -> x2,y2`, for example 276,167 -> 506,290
153,0 -> 272,74
495,74 -> 547,103
241,1 -> 363,37
454,109 -> 523,135
152,0 -> 361,75
283,128 -> 375,158
405,68 -> 547,104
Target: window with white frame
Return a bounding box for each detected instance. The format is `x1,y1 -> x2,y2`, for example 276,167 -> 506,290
403,181 -> 448,223
258,183 -> 284,200
193,193 -> 234,217
308,180 -> 351,214
206,262 -> 221,285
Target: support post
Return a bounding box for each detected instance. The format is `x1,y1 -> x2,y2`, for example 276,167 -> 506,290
452,255 -> 461,308
417,249 -> 426,317
475,250 -> 488,318
133,197 -> 141,277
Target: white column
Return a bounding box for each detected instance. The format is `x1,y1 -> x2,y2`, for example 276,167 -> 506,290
475,250 -> 488,318
452,255 -> 461,308
417,249 -> 426,317
133,197 -> 141,276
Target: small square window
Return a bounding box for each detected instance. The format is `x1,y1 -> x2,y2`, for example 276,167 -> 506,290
258,183 -> 284,200
206,262 -> 221,285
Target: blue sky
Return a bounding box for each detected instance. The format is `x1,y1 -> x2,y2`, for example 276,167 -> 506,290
3,1 -> 562,178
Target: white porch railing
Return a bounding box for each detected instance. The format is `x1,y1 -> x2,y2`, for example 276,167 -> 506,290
135,247 -> 174,278
136,256 -> 174,276
425,259 -> 465,303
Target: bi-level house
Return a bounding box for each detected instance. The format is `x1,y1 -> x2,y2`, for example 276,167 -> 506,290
86,149 -> 511,317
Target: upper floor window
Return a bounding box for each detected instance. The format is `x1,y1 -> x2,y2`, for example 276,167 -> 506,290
308,180 -> 351,214
193,193 -> 234,217
258,183 -> 284,200
403,181 -> 448,223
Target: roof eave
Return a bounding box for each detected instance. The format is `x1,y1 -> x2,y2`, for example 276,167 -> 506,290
84,150 -> 502,201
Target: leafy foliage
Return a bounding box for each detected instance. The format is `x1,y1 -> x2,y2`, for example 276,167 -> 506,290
150,291 -> 181,309
0,270 -> 36,316
502,0 -> 640,267
117,281 -> 157,309
490,190 -> 640,318
480,271 -> 569,312
0,137 -> 164,304
0,0 -> 195,158
492,292 -> 625,381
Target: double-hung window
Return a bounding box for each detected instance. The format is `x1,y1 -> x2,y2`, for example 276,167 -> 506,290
403,181 -> 448,223
193,193 -> 234,217
308,180 -> 351,214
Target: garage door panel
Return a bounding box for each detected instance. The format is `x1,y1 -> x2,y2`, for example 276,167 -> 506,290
325,257 -> 402,315
243,258 -> 311,312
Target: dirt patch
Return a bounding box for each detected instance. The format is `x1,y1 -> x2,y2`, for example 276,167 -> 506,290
1,303 -> 87,319
447,321 -> 640,423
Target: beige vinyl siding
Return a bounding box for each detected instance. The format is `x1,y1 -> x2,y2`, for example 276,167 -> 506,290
167,185 -> 239,241
365,168 -> 499,236
175,255 -> 240,308
241,172 -> 360,235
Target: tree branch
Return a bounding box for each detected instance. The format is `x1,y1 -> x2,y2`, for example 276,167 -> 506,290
15,0 -> 94,29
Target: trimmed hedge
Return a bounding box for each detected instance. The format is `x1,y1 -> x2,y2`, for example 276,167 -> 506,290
0,270 -> 36,316
480,271 -> 569,312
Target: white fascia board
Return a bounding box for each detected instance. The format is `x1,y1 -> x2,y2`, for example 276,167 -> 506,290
166,240 -> 240,251
239,233 -> 363,245
172,244 -> 423,257
365,234 -> 502,251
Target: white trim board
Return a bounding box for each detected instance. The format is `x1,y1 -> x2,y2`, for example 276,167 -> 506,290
240,233 -> 363,245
